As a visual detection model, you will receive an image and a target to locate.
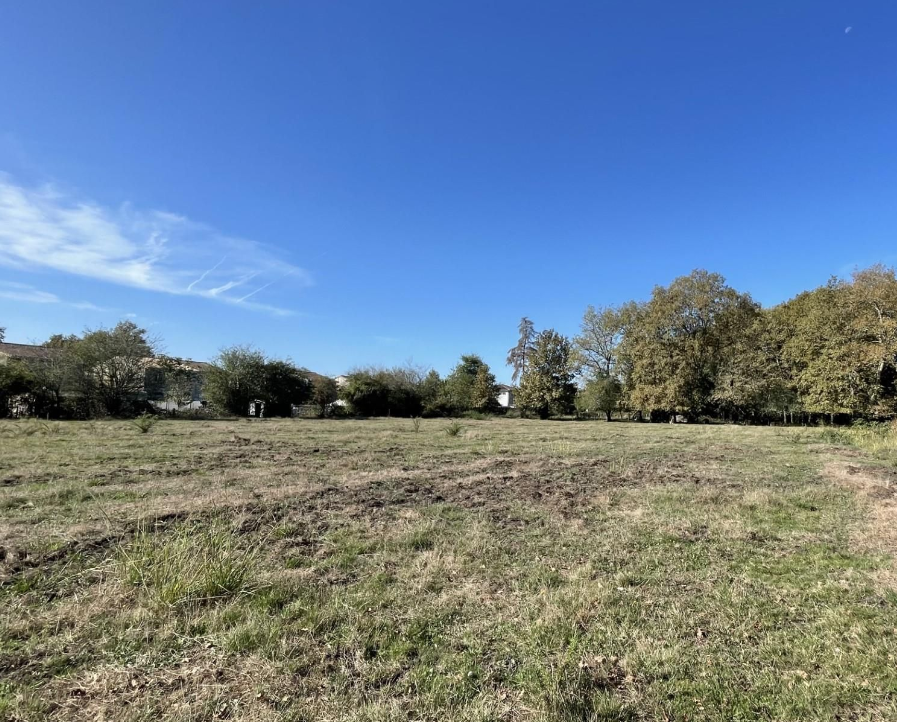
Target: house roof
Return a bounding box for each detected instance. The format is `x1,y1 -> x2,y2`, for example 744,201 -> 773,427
0,342 -> 61,362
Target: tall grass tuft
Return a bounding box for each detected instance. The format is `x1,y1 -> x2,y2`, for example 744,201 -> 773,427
411,417 -> 421,433
119,521 -> 259,607
131,413 -> 158,434
0,420 -> 65,437
445,420 -> 463,437
817,420 -> 897,465
825,420 -> 897,463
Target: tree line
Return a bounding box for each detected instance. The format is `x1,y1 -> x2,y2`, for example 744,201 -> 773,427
0,321 -> 506,419
338,355 -> 501,418
0,322 -> 339,419
3,263 -> 897,422
563,265 -> 897,422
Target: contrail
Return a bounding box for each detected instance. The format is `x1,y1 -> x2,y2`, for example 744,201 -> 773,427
208,272 -> 258,297
237,268 -> 296,303
186,255 -> 228,292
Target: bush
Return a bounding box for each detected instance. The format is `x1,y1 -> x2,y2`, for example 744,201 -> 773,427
205,347 -> 312,417
340,369 -> 424,417
168,406 -> 215,420
0,359 -> 35,419
460,410 -> 490,420
131,413 -> 158,434
446,421 -> 464,437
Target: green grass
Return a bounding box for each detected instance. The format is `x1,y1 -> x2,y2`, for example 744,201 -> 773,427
820,420 -> 897,464
119,520 -> 259,607
0,418 -> 896,720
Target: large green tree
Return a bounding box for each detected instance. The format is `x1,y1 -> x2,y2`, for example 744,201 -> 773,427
773,267 -> 897,418
845,265 -> 897,415
443,355 -> 497,414
712,308 -> 798,422
205,349 -> 310,417
204,345 -> 267,416
71,321 -> 157,416
574,304 -> 631,378
25,334 -> 79,417
263,360 -> 312,417
471,364 -> 500,412
517,330 -> 577,418
419,370 -> 446,416
620,270 -> 758,419
575,376 -> 622,421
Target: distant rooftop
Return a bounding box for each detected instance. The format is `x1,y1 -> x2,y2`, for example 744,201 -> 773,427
0,342 -> 60,361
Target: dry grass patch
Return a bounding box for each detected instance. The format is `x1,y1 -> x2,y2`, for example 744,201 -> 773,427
2,419 -> 897,720
824,459 -> 897,590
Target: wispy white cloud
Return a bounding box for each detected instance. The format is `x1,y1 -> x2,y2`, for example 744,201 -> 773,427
70,300 -> 114,312
0,281 -> 58,304
0,280 -> 110,311
0,174 -> 312,316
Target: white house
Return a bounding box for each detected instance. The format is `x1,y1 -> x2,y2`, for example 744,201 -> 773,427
496,384 -> 515,409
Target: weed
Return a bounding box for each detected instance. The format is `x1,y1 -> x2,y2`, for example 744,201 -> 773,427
608,453 -> 634,474
411,417 -> 421,433
131,413 -> 158,434
445,420 -> 463,437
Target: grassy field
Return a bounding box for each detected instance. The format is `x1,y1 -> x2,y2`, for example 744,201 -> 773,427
1,418 -> 896,721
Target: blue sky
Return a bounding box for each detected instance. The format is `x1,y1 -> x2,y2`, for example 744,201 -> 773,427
1,2 -> 896,381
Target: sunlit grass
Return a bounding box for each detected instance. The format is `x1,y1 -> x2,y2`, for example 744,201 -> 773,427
0,418 -> 896,720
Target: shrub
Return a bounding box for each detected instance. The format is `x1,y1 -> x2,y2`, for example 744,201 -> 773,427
340,369 -> 424,417
131,413 -> 158,434
169,406 -> 215,420
460,410 -> 490,420
446,420 -> 463,437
